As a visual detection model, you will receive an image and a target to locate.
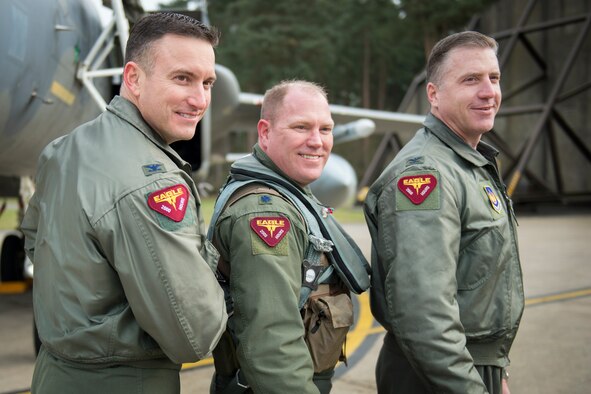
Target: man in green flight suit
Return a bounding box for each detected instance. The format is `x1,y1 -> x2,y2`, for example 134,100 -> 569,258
21,12 -> 227,393
209,80 -> 370,394
364,31 -> 524,394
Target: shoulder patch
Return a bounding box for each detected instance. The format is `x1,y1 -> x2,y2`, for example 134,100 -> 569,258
147,184 -> 189,222
250,216 -> 290,247
142,162 -> 165,176
395,171 -> 440,211
397,174 -> 437,204
259,195 -> 273,205
405,156 -> 425,166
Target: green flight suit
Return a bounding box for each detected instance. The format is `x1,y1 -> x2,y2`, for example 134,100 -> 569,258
210,145 -> 348,394
21,96 -> 227,393
364,113 -> 524,394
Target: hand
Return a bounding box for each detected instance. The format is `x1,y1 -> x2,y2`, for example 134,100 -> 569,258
502,376 -> 510,394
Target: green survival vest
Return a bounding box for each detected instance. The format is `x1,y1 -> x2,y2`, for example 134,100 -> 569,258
208,154 -> 371,306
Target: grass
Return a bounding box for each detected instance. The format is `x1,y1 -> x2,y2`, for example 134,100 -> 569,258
0,199 -> 19,230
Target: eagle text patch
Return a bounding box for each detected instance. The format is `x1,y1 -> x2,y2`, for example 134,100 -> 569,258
250,217 -> 290,247
396,171 -> 440,211
147,184 -> 189,222
398,174 -> 437,204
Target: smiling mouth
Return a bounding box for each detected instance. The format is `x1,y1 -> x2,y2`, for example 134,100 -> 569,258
300,154 -> 322,160
177,112 -> 199,120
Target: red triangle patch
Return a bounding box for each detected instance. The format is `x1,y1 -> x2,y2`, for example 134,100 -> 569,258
397,174 -> 437,205
250,216 -> 291,247
148,184 -> 189,222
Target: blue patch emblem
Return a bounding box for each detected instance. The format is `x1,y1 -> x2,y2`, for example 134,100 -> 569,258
406,156 -> 424,166
259,195 -> 272,204
483,185 -> 502,213
142,162 -> 165,176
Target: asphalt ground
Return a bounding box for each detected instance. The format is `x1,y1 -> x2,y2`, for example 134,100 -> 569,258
1,212 -> 590,393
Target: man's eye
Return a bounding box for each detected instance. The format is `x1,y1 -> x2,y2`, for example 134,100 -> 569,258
176,75 -> 188,82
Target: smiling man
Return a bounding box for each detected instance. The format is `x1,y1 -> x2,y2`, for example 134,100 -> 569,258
21,12 -> 227,393
208,80 -> 370,394
364,31 -> 524,394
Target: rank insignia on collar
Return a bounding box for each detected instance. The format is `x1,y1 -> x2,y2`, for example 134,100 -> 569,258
250,216 -> 290,247
397,174 -> 437,205
148,184 -> 189,222
483,185 -> 503,213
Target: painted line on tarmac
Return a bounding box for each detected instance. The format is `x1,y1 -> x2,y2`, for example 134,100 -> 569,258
525,287 -> 591,307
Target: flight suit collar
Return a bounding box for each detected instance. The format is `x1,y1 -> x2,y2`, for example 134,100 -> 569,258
106,96 -> 192,175
252,144 -> 315,198
424,112 -> 499,167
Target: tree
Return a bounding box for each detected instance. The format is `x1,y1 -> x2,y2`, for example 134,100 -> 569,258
154,0 -> 495,111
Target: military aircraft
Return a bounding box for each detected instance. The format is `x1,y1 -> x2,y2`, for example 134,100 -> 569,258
0,0 -> 424,284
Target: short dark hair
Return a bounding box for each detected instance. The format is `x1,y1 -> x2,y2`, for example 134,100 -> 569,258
261,80 -> 328,121
124,12 -> 220,72
427,31 -> 498,85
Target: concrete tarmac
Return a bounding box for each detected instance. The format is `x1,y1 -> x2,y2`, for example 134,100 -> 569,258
1,212 -> 590,393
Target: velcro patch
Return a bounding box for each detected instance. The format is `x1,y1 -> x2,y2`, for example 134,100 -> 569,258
397,174 -> 437,204
142,162 -> 165,176
483,184 -> 503,214
250,216 -> 290,247
147,184 -> 189,222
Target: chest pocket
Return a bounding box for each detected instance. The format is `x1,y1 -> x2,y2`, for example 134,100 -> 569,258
456,227 -> 504,290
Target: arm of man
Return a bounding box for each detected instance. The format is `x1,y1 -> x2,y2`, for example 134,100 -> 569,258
21,193 -> 39,262
376,170 -> 488,393
215,194 -> 319,394
98,178 -> 227,363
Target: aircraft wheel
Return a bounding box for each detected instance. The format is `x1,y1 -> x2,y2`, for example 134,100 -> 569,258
0,233 -> 25,281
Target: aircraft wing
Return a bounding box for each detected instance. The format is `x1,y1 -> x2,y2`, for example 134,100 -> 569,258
329,104 -> 425,135
222,92 -> 425,138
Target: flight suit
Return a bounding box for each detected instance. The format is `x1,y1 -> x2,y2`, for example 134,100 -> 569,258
209,145 -> 354,394
364,113 -> 524,394
21,96 -> 227,393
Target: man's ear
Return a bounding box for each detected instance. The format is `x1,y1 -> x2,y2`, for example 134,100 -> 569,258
426,82 -> 438,108
257,119 -> 271,151
122,61 -> 143,98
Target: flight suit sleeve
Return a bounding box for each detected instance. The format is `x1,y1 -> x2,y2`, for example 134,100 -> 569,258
215,195 -> 320,394
21,192 -> 39,262
96,178 -> 227,364
376,168 -> 488,393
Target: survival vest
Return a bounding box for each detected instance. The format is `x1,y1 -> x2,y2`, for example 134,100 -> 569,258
208,154 -> 371,307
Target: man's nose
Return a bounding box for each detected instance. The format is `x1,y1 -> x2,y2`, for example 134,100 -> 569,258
307,128 -> 323,146
187,86 -> 209,109
479,78 -> 497,98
